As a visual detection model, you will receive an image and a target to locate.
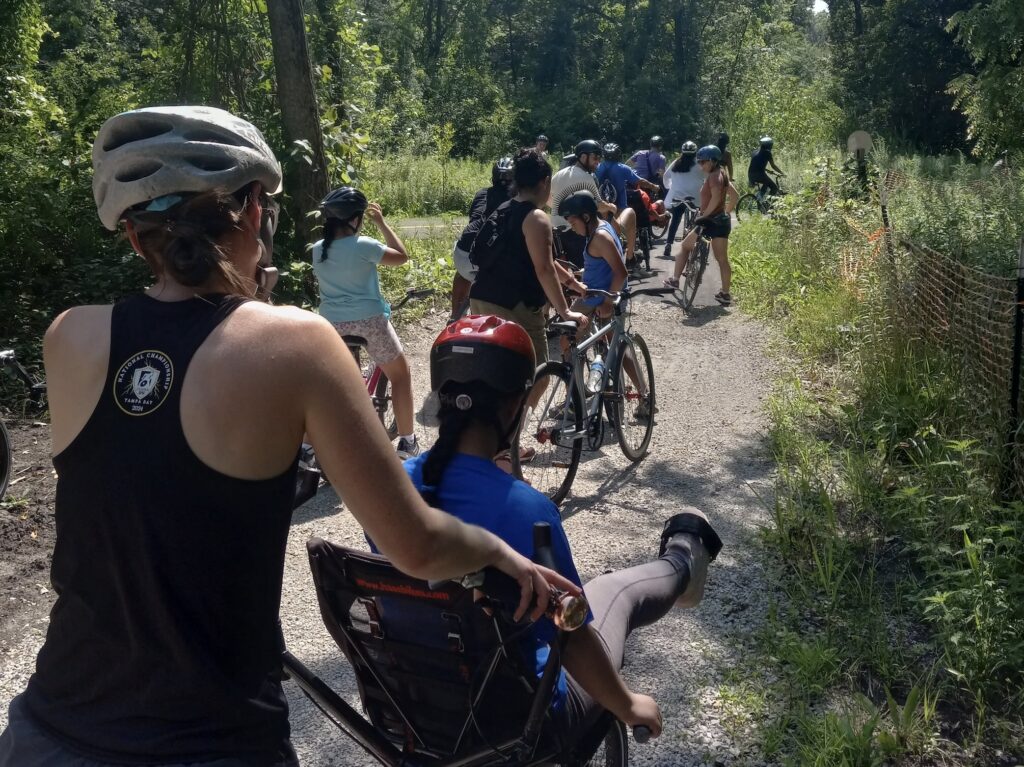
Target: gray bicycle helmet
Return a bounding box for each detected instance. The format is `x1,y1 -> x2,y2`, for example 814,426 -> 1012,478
759,136 -> 774,148
536,134 -> 549,143
681,141 -> 698,154
557,190 -> 599,219
603,142 -> 622,162
574,139 -> 603,158
695,145 -> 722,162
492,156 -> 514,186
650,135 -> 663,148
92,106 -> 283,231
321,187 -> 368,221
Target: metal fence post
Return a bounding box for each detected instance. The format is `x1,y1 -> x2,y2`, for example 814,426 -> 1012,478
1004,237 -> 1024,498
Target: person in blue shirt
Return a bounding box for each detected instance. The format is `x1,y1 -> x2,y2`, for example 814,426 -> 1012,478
312,187 -> 420,457
595,143 -> 659,269
388,314 -> 723,741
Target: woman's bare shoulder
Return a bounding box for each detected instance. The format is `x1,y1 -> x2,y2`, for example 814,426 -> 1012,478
45,305 -> 114,350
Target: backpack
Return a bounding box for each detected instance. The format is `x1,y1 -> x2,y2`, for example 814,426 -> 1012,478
469,199 -> 516,272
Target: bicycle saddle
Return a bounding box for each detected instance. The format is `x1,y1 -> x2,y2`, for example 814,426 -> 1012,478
548,320 -> 579,335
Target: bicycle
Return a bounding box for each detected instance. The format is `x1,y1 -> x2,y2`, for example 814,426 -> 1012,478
293,287 -> 435,509
512,285 -> 672,505
1,350 -> 47,501
675,221 -> 712,311
735,171 -> 785,220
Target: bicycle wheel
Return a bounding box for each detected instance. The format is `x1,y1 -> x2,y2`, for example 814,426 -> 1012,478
679,238 -> 709,310
735,194 -> 760,221
611,333 -> 655,461
373,373 -> 398,441
512,362 -> 583,506
580,720 -> 628,766
0,418 -> 11,501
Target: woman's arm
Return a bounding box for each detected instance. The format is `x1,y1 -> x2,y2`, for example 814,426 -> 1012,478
562,626 -> 663,734
367,202 -> 408,266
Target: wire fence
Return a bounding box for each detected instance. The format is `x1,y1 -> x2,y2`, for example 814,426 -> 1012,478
856,176 -> 1024,494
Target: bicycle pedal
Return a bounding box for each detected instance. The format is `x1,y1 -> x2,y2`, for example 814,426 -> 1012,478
601,391 -> 623,401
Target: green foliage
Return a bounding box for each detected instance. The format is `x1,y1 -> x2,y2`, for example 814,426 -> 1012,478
733,154 -> 1024,758
358,154 -> 490,216
947,0 -> 1024,155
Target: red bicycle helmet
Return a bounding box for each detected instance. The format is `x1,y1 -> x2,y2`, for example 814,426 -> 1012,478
430,315 -> 535,394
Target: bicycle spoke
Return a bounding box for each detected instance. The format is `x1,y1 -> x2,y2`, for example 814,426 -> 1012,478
614,334 -> 656,461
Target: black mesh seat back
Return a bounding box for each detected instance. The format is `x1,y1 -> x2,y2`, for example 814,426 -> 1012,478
305,538 -> 538,756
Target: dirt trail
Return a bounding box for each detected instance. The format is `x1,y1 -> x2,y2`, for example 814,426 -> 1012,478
0,245 -> 780,766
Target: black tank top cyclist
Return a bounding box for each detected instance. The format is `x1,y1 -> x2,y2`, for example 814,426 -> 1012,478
469,198 -> 546,310
22,294 -> 299,765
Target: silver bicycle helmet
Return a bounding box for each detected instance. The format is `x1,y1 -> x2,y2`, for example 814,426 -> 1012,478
681,141 -> 698,154
93,106 -> 283,231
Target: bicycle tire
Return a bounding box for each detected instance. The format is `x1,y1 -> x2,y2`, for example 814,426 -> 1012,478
735,193 -> 760,221
373,373 -> 398,441
580,719 -> 628,766
512,362 -> 583,506
0,418 -> 11,501
611,333 -> 656,461
680,238 -> 709,310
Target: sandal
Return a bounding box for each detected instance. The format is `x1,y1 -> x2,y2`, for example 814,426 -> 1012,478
714,291 -> 732,306
663,277 -> 679,289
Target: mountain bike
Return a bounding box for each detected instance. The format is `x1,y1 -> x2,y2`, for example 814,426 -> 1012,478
293,288 -> 435,509
735,172 -> 784,220
512,286 -> 672,505
1,350 -> 47,501
664,220 -> 711,311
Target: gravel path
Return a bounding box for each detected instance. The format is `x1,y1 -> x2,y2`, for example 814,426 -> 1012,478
0,251 -> 779,766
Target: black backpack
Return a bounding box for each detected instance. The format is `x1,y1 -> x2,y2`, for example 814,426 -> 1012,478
468,199 -> 516,272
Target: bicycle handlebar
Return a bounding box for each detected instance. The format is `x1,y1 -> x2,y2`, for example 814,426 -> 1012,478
634,725 -> 652,743
390,287 -> 435,312
428,567 -> 590,632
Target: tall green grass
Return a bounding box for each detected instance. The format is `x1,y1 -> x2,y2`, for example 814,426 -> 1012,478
731,156 -> 1024,762
358,155 -> 491,216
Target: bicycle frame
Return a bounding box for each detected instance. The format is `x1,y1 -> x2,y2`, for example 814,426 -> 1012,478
561,314 -> 628,445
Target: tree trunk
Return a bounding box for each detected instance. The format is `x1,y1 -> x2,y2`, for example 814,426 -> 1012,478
267,0 -> 329,252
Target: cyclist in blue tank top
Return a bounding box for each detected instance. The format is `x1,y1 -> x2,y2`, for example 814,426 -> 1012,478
559,191 -> 627,320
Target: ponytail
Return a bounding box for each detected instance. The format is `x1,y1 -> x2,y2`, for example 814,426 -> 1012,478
320,214 -> 362,262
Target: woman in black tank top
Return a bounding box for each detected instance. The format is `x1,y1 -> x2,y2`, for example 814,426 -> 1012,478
0,107 -> 577,767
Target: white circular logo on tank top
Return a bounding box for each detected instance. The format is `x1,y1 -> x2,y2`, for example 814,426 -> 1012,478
113,350 -> 174,416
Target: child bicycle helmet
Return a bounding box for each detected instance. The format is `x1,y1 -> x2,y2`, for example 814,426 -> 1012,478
92,106 -> 283,231
321,187 -> 368,221
430,315 -> 535,395
557,190 -> 599,219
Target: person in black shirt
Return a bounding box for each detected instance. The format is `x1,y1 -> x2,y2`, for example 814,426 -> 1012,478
0,107 -> 577,767
747,136 -> 785,196
470,149 -> 589,400
450,157 -> 514,320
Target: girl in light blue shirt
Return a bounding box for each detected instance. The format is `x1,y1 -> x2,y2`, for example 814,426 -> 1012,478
313,187 -> 420,457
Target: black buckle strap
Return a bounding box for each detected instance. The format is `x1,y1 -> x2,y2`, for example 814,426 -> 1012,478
660,512 -> 724,560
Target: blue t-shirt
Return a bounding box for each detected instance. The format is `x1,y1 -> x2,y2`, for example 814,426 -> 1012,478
384,451 -> 592,711
312,236 -> 390,323
582,221 -> 626,307
596,161 -> 644,211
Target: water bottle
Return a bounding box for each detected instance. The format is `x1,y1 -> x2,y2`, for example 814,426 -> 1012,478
587,354 -> 605,393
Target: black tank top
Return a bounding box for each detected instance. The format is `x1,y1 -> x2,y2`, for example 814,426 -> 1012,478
24,294 -> 299,765
469,199 -> 546,310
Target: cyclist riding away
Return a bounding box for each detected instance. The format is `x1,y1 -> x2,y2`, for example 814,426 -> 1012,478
550,139 -> 618,268
0,106 -> 575,767
628,135 -> 667,190
662,141 -> 703,259
747,136 -> 784,196
449,157 -> 514,321
378,315 -> 722,743
596,143 -> 659,268
470,148 -> 590,396
314,187 -> 420,458
665,145 -> 737,306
